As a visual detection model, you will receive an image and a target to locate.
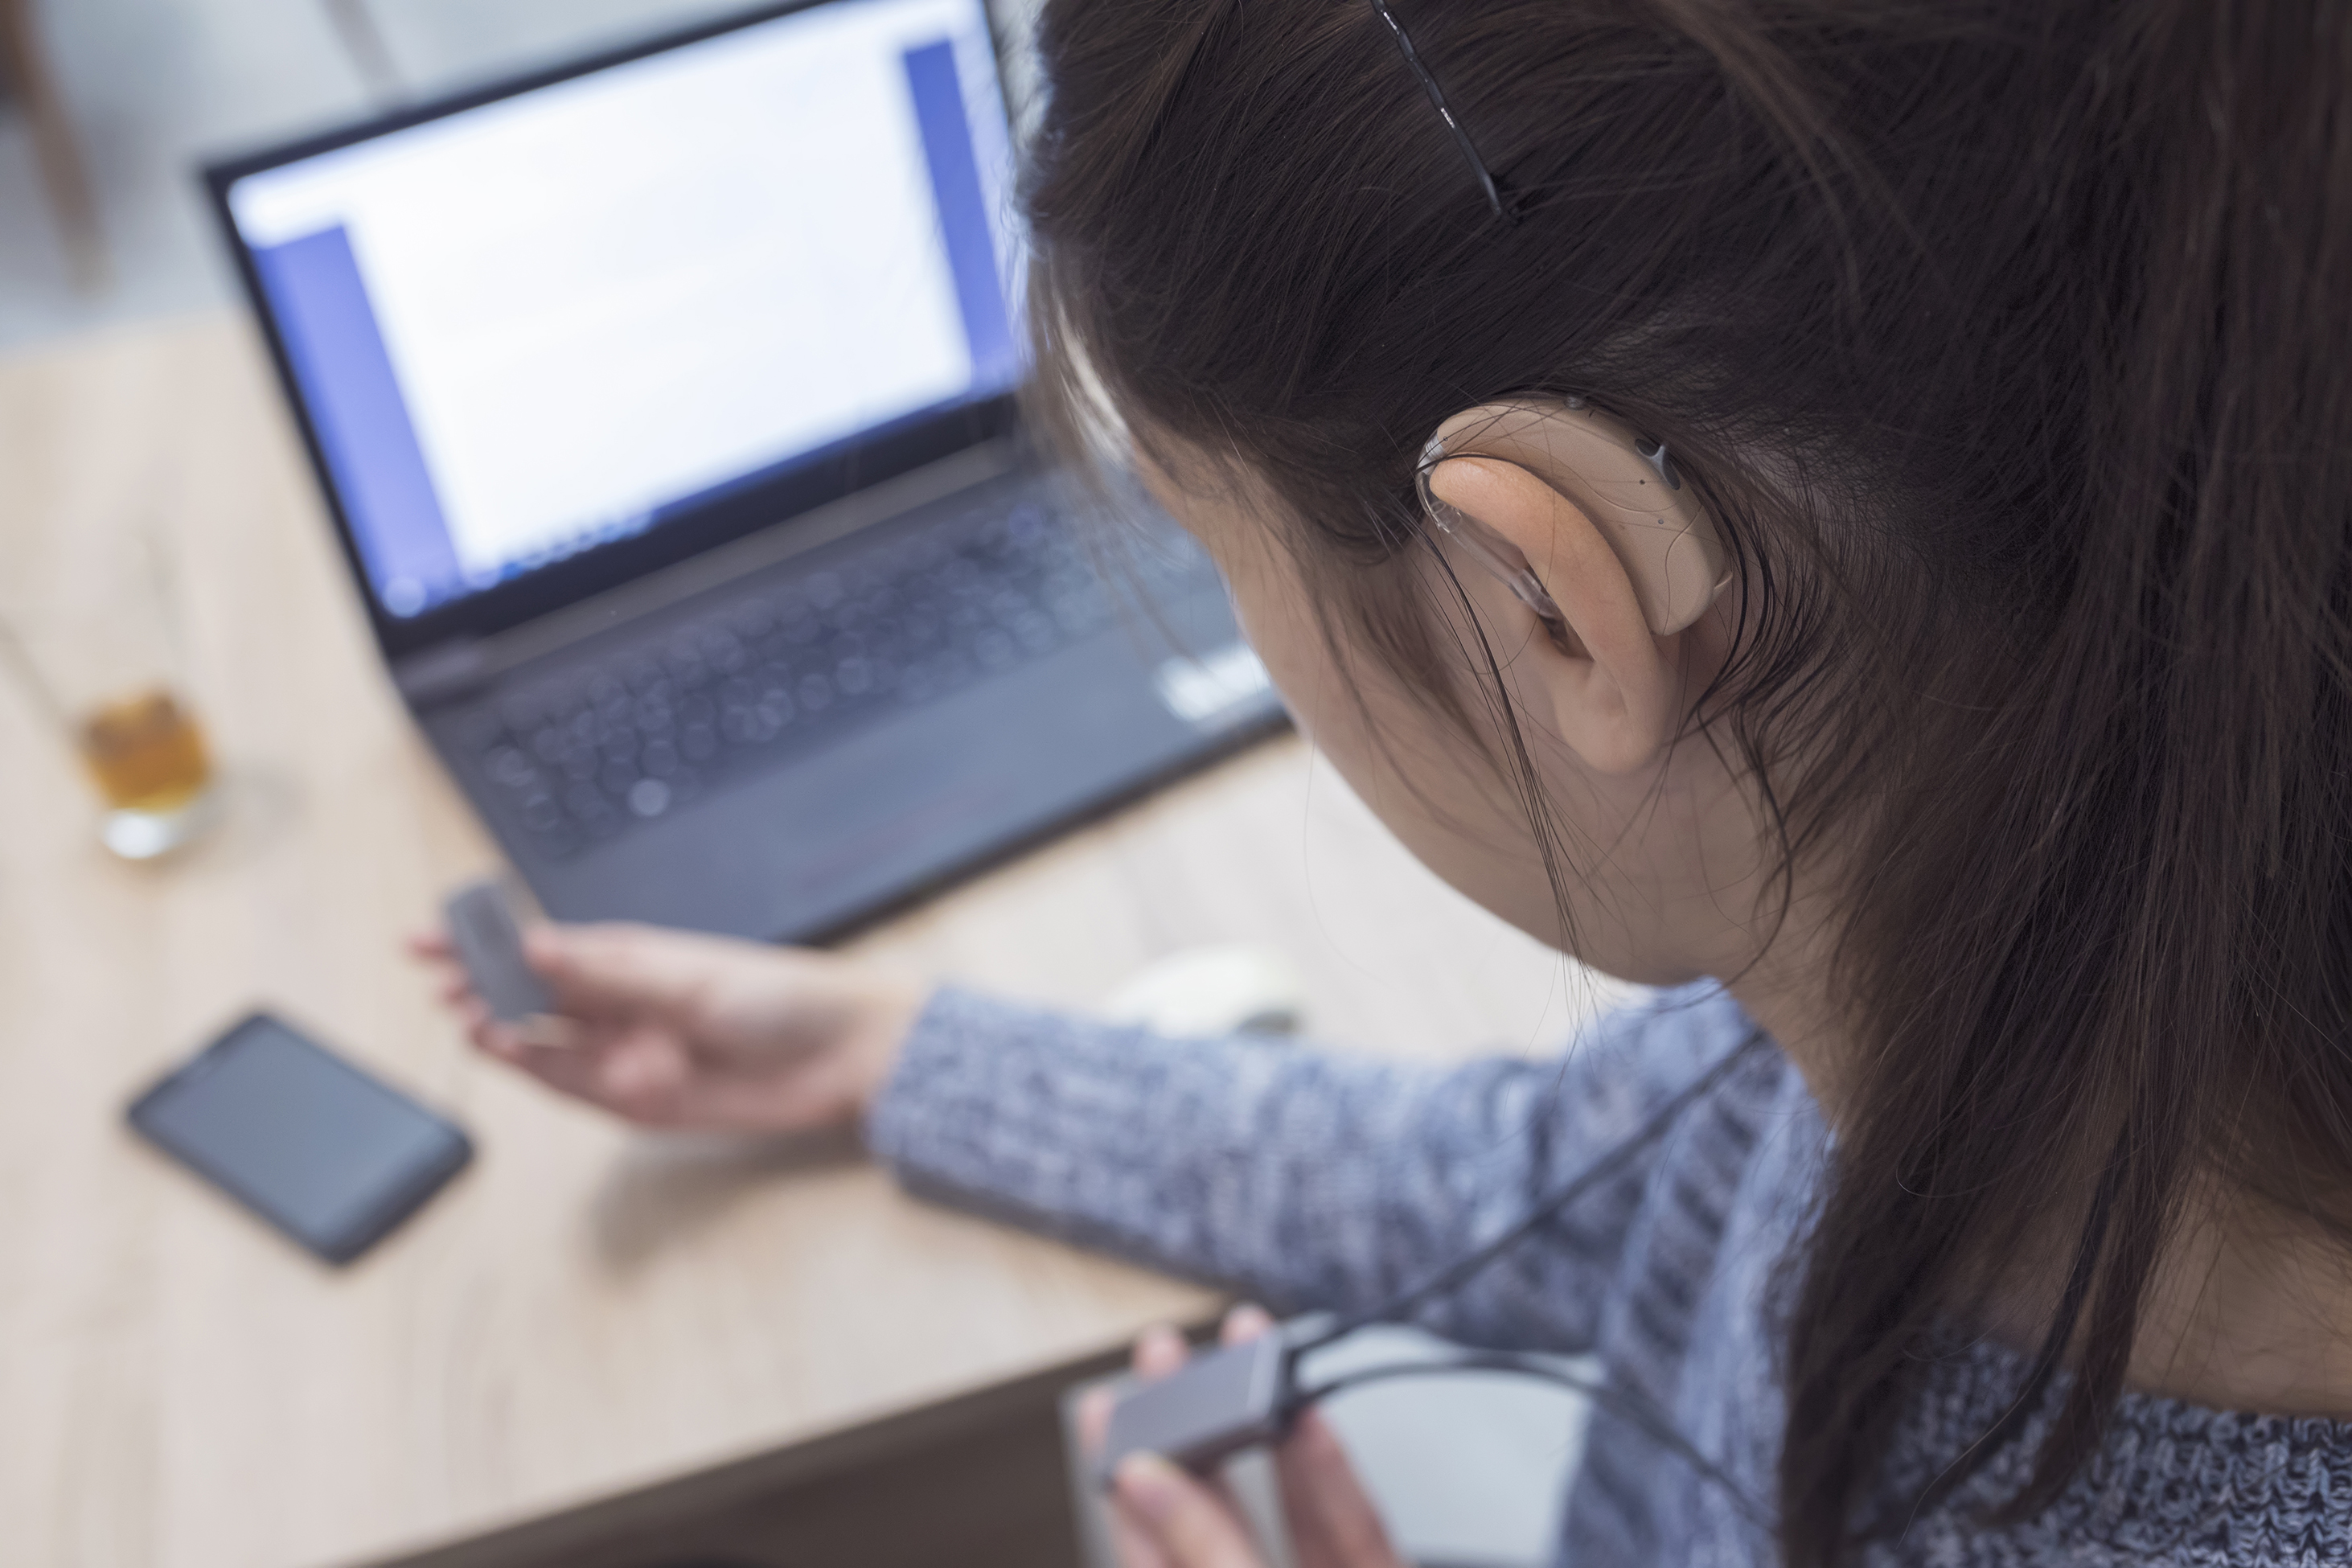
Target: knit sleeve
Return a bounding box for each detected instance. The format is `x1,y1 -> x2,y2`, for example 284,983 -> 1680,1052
863,982 -> 1759,1351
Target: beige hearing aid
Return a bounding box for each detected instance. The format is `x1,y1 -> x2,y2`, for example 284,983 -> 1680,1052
1420,399 -> 1734,637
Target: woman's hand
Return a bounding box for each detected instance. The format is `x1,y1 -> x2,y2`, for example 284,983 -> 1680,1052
410,921 -> 928,1132
1082,1306 -> 1408,1568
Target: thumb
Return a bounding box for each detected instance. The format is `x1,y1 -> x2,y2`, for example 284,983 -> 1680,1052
527,922 -> 711,1016
1114,1454 -> 1264,1568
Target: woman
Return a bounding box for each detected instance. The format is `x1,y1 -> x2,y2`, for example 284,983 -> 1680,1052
421,1 -> 2352,1562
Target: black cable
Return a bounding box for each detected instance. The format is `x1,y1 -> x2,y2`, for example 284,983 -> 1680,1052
1291,1031 -> 1763,1356
1290,1354 -> 1769,1527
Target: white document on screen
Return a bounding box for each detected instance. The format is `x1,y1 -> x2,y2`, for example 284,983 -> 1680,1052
232,0 -> 1003,584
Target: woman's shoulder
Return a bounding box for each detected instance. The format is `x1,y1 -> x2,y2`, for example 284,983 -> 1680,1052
1875,1336 -> 2352,1564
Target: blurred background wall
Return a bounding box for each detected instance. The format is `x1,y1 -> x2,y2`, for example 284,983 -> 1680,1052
0,0 -> 761,349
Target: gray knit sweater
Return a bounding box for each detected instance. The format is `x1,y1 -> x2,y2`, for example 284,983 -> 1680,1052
865,982 -> 2352,1565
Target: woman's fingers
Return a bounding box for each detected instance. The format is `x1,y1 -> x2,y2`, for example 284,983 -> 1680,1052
1077,1384 -> 1117,1451
1276,1409 -> 1406,1568
425,918 -> 755,1129
1103,1456 -> 1178,1568
593,1033 -> 696,1120
1108,1510 -> 1177,1568
459,1001 -> 630,1106
1114,1454 -> 1266,1568
1082,1361 -> 1175,1568
499,1033 -> 607,1097
409,931 -> 476,1005
1133,1324 -> 1191,1380
1192,1303 -> 1400,1568
488,1029 -> 683,1123
527,922 -> 728,1016
1100,1321 -> 1259,1564
1221,1303 -> 1275,1345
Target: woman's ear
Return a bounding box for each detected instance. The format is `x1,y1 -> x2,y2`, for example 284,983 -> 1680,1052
1426,456 -> 1684,775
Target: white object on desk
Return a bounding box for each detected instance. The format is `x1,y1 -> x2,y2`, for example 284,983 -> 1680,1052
1106,944 -> 1310,1037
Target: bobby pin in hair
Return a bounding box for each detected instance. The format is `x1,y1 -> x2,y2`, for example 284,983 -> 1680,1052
1365,0 -> 1515,223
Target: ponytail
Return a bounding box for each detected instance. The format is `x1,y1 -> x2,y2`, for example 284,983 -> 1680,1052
1783,1 -> 2352,1551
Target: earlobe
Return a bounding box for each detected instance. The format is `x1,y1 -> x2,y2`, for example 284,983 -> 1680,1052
1426,456 -> 1684,776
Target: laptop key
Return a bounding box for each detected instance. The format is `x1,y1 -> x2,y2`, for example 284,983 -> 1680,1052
626,778 -> 671,819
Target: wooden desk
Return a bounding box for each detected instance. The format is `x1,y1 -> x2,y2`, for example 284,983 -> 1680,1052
0,315 -> 1616,1568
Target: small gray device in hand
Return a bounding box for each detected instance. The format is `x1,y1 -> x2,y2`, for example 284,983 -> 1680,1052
444,879 -> 552,1022
1095,1334 -> 1294,1487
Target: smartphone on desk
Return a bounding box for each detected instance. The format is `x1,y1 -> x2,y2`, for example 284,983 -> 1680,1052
127,1012 -> 472,1265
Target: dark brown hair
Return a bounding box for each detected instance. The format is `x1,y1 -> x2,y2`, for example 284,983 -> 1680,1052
1015,0 -> 2352,1561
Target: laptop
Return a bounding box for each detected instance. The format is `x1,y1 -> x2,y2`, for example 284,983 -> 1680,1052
203,0 -> 1283,942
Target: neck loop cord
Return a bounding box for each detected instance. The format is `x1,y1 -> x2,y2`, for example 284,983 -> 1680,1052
1291,1028 -> 1766,1356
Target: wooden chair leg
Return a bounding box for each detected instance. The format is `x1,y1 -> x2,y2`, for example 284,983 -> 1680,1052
0,0 -> 106,288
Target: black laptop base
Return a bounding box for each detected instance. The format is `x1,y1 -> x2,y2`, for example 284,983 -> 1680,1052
419,470 -> 1287,944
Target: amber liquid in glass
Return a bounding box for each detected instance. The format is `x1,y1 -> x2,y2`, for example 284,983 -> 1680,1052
76,688 -> 212,812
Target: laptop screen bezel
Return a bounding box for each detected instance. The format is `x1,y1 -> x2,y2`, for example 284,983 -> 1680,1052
201,0 -> 1024,667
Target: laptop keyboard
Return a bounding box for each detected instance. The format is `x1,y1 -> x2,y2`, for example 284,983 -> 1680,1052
455,499 -> 1207,859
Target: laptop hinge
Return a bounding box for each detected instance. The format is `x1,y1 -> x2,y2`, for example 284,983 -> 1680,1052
392,638 -> 492,708
383,441 -> 1026,711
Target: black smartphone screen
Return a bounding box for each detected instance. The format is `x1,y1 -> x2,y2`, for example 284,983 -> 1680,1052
128,1012 -> 473,1264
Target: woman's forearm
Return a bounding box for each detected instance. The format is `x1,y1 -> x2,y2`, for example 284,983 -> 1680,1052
864,984 -> 1752,1349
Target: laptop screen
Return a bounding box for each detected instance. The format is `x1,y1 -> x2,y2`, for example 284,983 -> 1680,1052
220,0 -> 1020,621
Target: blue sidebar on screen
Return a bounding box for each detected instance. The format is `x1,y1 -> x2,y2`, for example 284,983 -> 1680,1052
251,226 -> 463,616
901,38 -> 1022,392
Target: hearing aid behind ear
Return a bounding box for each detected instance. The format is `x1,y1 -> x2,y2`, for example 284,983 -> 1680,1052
1420,399 -> 1733,636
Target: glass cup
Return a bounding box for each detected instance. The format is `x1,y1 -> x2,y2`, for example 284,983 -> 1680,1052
0,528 -> 220,860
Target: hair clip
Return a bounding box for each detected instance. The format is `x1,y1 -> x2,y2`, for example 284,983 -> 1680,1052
1367,0 -> 1513,224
